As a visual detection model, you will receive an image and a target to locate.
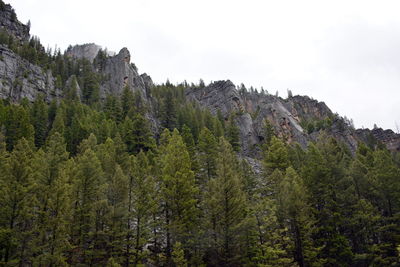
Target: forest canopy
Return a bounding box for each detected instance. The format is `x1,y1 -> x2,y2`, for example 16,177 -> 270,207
0,84 -> 399,266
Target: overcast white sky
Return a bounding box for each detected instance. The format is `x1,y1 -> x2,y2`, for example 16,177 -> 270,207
10,0 -> 400,131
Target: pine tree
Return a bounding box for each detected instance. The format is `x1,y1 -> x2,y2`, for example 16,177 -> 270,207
197,127 -> 218,183
106,164 -> 128,262
263,136 -> 289,175
121,85 -> 134,118
159,129 -> 198,263
70,141 -> 105,265
251,194 -> 292,266
225,114 -> 240,152
104,94 -> 123,123
31,96 -> 49,148
126,151 -> 157,265
263,119 -> 275,145
206,137 -> 247,266
30,132 -> 71,266
181,125 -> 196,161
131,113 -> 155,154
172,242 -> 188,267
367,149 -> 400,265
0,138 -> 36,264
301,139 -> 353,266
81,61 -> 100,105
278,167 -> 320,267
65,75 -> 81,101
160,90 -> 177,131
121,114 -> 154,154
4,105 -> 34,151
49,102 -> 66,137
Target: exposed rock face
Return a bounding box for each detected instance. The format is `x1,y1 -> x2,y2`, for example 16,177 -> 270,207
0,3 -> 30,41
65,43 -> 102,62
186,80 -> 244,115
356,128 -> 400,152
288,95 -> 331,121
0,2 -> 398,156
186,80 -> 380,156
0,45 -> 59,102
187,81 -> 310,155
99,48 -> 152,99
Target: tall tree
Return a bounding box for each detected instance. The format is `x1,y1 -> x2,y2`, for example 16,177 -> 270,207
225,115 -> 240,152
159,129 -> 198,263
126,151 -> 157,265
0,138 -> 36,264
31,96 -> 49,147
197,127 -> 218,183
4,105 -> 34,151
70,139 -> 105,265
206,137 -> 247,266
278,167 -> 320,267
31,132 -> 71,266
160,90 -> 177,131
301,139 -> 353,266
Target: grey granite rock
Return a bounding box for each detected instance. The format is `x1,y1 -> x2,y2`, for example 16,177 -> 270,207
185,80 -> 382,156
65,43 -> 102,62
0,3 -> 30,41
186,81 -> 310,156
186,80 -> 244,117
0,45 -> 59,102
356,127 -> 400,152
99,47 -> 149,99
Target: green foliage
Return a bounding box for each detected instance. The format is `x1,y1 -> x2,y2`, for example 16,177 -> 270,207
81,61 -> 100,104
159,129 -> 199,262
172,242 -> 188,267
263,136 -> 289,176
225,114 -> 240,152
301,117 -> 333,134
206,137 -> 247,266
197,127 -> 218,182
0,138 -> 36,264
4,104 -> 34,150
262,118 -> 275,145
31,95 -> 48,147
0,90 -> 399,266
160,89 -> 177,130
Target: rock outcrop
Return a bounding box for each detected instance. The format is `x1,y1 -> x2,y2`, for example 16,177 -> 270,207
185,80 -> 388,156
187,81 -> 310,155
99,47 -> 153,99
356,128 -> 400,152
0,2 -> 29,41
65,43 -> 102,62
1,2 -> 398,157
0,45 -> 59,102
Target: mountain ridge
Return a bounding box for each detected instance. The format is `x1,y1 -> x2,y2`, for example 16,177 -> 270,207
0,2 -> 399,154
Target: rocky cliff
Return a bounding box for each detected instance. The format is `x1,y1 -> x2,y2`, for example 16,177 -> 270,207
0,2 -> 29,41
0,44 -> 60,102
0,2 -> 399,156
186,80 -> 398,155
65,43 -> 103,62
98,47 -> 152,99
356,127 -> 400,152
